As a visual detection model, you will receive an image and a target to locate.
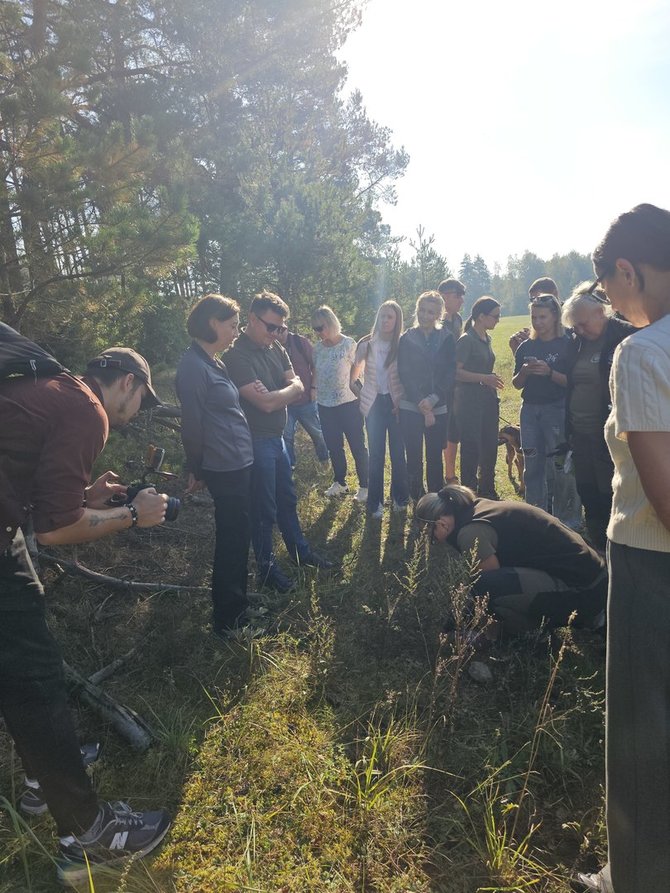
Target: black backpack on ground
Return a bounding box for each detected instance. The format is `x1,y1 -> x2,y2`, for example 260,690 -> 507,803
0,322 -> 67,381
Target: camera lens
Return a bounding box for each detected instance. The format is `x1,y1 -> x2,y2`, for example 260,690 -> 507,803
165,496 -> 180,522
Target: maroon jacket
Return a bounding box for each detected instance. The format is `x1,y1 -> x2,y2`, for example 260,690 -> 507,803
283,332 -> 316,407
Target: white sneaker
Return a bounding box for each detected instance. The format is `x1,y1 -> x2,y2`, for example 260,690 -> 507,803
354,487 -> 368,503
576,865 -> 613,893
325,482 -> 349,497
370,504 -> 384,519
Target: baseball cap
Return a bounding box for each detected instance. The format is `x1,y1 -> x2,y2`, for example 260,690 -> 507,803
86,347 -> 161,409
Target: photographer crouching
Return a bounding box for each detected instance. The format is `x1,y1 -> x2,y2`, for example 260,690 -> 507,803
0,345 -> 171,886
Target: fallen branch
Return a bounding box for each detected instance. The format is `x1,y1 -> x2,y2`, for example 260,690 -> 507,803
39,553 -> 207,593
88,647 -> 139,685
63,661 -> 153,752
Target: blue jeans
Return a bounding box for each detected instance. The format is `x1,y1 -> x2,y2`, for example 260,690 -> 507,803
283,401 -> 328,466
366,394 -> 409,510
250,436 -> 309,572
520,399 -> 565,511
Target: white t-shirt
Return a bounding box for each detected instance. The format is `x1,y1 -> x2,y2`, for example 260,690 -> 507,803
373,338 -> 391,394
605,313 -> 670,552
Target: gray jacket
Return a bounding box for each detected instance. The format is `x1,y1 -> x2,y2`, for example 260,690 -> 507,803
175,342 -> 253,477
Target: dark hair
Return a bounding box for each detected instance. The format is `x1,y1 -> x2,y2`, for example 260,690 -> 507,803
415,484 -> 476,533
593,203 -> 670,279
187,294 -> 240,342
464,296 -> 500,332
528,277 -> 558,298
250,290 -> 290,319
437,278 -> 466,296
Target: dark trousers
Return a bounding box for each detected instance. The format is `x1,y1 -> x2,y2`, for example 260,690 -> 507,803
0,530 -> 99,835
365,394 -> 409,510
606,541 -> 670,893
455,385 -> 499,498
572,431 -> 613,549
202,466 -> 251,631
318,401 -> 369,488
250,435 -> 309,572
399,409 -> 446,499
471,566 -> 607,634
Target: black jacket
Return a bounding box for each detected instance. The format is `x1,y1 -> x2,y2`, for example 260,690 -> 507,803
564,316 -> 635,439
397,326 -> 456,411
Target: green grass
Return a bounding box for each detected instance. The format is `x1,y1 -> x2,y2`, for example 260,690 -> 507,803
0,317 -> 608,892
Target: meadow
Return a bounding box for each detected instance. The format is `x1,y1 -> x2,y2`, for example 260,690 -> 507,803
0,315 -> 608,892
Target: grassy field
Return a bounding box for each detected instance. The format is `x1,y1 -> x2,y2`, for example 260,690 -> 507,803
0,316 -> 608,892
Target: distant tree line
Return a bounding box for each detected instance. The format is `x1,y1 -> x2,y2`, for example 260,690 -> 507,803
378,231 -> 594,326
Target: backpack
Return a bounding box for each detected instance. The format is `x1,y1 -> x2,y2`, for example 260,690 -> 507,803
0,322 -> 67,381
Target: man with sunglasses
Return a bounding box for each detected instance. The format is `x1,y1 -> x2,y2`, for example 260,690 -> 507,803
225,291 -> 334,593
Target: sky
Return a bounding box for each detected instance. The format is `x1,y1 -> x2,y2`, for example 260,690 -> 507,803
340,0 -> 670,271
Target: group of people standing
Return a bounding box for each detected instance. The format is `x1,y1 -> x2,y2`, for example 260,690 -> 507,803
172,204 -> 670,893
174,280 -> 512,636
510,276 -> 634,548
309,283 -> 506,516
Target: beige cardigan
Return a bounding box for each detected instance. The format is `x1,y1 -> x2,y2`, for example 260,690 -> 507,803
354,335 -> 404,418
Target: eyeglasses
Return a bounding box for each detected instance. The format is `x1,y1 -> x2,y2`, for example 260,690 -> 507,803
415,515 -> 434,527
255,314 -> 287,335
313,324 -> 325,333
585,278 -> 611,305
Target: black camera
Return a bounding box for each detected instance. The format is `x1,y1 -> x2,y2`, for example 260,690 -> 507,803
110,445 -> 180,522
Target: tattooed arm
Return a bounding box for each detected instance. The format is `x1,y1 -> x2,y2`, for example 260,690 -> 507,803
36,488 -> 167,545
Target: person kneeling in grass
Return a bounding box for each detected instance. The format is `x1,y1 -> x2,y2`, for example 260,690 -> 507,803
415,484 -> 607,636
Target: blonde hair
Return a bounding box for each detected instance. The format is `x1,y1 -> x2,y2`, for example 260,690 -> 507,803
528,293 -> 564,340
311,305 -> 342,335
562,281 -> 612,327
413,290 -> 444,327
370,300 -> 403,366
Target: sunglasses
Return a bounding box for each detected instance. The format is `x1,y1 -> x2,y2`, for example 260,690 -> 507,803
255,314 -> 287,335
313,324 -> 325,333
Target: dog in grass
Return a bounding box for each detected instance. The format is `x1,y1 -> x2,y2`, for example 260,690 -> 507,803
498,425 -> 525,495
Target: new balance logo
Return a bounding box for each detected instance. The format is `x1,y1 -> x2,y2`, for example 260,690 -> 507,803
109,831 -> 129,850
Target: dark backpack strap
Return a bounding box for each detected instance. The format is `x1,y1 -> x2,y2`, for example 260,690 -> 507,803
0,322 -> 66,380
